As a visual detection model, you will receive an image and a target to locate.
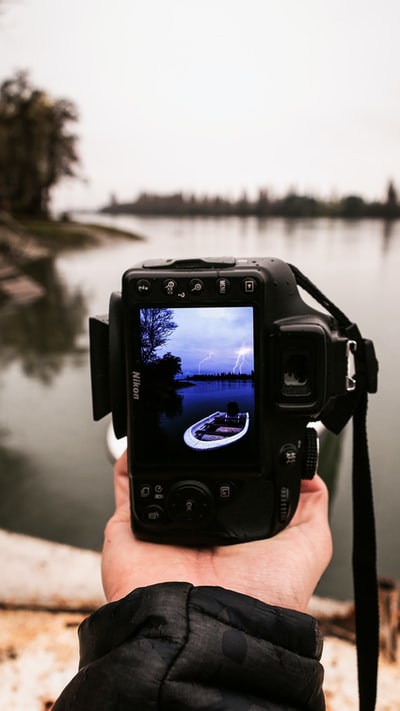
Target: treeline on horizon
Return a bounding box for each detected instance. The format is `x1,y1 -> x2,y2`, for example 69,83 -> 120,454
178,373 -> 254,381
101,181 -> 400,220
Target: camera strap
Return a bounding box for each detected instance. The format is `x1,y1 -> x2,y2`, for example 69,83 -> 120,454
289,264 -> 379,711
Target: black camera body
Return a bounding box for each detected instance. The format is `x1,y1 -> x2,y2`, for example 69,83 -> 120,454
89,256 -> 361,545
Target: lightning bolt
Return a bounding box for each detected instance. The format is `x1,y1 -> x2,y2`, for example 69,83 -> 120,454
198,352 -> 213,374
232,346 -> 251,374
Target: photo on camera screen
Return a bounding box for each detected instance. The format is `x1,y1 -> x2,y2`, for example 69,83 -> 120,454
136,305 -> 257,467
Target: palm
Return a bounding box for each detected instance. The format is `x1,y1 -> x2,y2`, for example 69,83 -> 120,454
102,454 -> 331,612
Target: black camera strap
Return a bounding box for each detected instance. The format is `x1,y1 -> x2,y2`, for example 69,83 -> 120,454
289,264 -> 379,711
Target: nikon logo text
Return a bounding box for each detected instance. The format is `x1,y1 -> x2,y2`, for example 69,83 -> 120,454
132,371 -> 141,400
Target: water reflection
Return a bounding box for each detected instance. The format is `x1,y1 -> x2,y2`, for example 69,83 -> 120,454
0,253 -> 112,549
382,219 -> 397,253
0,256 -> 87,383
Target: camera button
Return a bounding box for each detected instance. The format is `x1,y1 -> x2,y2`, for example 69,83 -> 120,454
162,279 -> 178,296
154,483 -> 165,500
279,444 -> 298,466
216,278 -> 231,295
189,278 -> 204,294
139,484 -> 152,498
242,278 -> 257,293
167,482 -> 213,523
218,482 -> 235,501
136,279 -> 152,295
142,505 -> 166,524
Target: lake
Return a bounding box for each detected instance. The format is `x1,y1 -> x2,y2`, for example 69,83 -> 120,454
0,214 -> 399,600
138,378 -> 256,467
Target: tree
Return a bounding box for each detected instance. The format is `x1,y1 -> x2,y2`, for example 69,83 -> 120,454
145,352 -> 183,384
0,70 -> 80,215
384,180 -> 399,219
340,195 -> 366,218
140,308 -> 178,364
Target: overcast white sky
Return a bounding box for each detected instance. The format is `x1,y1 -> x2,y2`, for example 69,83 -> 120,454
1,0 -> 400,212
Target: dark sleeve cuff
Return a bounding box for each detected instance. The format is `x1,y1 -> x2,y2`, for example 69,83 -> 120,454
56,582 -> 326,711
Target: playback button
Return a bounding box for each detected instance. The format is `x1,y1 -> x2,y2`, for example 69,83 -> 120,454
242,278 -> 257,293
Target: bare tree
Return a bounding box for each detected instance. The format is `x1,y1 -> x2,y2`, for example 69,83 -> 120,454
140,308 -> 178,364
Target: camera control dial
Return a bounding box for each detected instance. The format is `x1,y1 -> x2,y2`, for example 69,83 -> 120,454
167,481 -> 214,523
303,426 -> 319,479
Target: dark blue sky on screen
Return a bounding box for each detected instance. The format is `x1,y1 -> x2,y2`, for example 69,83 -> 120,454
160,306 -> 254,376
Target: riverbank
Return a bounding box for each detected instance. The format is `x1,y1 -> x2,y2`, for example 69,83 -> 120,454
0,211 -> 144,306
17,216 -> 144,252
0,529 -> 399,711
0,211 -> 143,257
0,530 -> 104,711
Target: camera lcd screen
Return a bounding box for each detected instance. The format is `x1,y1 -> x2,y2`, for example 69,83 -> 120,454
132,305 -> 257,470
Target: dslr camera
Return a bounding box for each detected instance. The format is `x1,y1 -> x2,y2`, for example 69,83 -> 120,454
89,256 -> 376,545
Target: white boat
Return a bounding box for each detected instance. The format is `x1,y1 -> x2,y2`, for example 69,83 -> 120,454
183,402 -> 249,450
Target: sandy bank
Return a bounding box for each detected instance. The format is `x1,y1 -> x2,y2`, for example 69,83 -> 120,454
0,529 -> 399,710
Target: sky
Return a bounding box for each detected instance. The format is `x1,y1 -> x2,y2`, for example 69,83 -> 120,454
149,306 -> 254,375
1,0 -> 400,212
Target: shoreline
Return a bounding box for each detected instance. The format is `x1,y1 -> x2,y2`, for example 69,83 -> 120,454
0,213 -> 144,306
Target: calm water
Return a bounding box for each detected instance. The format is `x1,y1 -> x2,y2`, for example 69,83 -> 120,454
145,379 -> 256,466
1,214 -> 399,600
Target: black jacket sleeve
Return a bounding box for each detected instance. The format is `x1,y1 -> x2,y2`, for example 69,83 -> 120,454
53,582 -> 326,710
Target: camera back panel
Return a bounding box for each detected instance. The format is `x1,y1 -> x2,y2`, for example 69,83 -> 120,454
90,257 -> 358,544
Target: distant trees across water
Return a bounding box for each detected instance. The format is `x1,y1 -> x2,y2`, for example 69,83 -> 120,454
102,182 -> 400,220
180,373 -> 254,382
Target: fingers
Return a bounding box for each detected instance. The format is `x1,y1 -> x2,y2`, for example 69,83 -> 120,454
294,474 -> 330,520
296,473 -> 332,557
113,449 -> 130,511
290,473 -> 332,549
299,473 -> 328,496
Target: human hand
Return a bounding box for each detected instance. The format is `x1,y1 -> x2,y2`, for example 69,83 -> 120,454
102,452 -> 332,612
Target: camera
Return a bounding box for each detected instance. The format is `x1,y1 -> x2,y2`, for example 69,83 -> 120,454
89,256 -> 376,545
